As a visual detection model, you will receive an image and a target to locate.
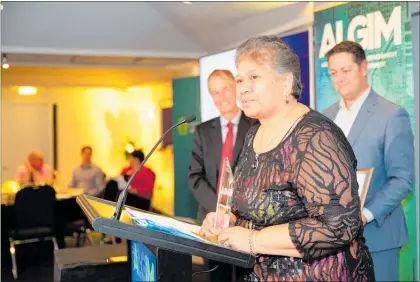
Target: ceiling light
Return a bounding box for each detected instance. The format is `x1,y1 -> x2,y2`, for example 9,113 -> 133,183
182,2 -> 192,4
18,86 -> 37,96
2,54 -> 9,69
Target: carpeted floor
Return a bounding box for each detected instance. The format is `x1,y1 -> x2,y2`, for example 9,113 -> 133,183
1,232 -> 208,282
1,240 -> 55,282
1,232 -> 112,281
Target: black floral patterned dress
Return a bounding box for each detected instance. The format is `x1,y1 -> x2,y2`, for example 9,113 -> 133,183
232,110 -> 375,281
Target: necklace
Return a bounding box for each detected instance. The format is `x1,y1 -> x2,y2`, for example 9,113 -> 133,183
252,103 -> 299,171
252,129 -> 279,171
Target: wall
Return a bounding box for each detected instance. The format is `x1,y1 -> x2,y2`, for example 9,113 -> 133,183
1,65 -> 200,88
1,72 -> 175,215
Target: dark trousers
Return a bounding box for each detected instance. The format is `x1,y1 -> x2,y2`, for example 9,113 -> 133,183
55,198 -> 88,248
104,180 -> 150,211
125,193 -> 151,211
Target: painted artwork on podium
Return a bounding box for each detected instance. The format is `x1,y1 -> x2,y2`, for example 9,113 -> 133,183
130,241 -> 156,282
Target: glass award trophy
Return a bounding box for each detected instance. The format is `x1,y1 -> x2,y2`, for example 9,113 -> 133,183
214,157 -> 235,230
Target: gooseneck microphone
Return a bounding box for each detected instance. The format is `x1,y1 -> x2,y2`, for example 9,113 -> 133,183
112,114 -> 196,220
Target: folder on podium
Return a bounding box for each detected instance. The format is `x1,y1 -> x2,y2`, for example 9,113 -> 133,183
77,195 -> 255,282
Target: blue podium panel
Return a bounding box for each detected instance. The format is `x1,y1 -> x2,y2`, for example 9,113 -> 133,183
129,240 -> 157,282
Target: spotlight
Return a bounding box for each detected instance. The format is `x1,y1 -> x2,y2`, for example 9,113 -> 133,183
2,55 -> 9,69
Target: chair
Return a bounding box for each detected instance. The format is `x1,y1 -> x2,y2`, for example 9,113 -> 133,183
99,180 -> 120,245
63,218 -> 94,248
57,196 -> 95,248
9,185 -> 59,279
103,180 -> 119,202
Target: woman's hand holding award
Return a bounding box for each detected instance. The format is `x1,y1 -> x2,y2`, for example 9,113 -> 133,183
214,157 -> 235,230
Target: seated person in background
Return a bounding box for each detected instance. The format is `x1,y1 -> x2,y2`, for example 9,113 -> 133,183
121,150 -> 156,211
69,146 -> 105,196
15,150 -> 54,187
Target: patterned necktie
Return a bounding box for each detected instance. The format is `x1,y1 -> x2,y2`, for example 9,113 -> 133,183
217,122 -> 233,195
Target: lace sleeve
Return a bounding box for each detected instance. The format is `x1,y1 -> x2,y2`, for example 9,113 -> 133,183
289,127 -> 361,260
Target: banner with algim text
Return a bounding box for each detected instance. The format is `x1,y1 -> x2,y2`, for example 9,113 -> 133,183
314,2 -> 416,281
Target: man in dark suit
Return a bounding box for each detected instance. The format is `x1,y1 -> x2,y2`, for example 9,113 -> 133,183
188,69 -> 252,281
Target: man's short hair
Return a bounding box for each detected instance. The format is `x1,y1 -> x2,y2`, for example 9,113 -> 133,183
81,146 -> 92,154
207,69 -> 235,84
326,40 -> 367,65
131,150 -> 145,162
28,150 -> 44,160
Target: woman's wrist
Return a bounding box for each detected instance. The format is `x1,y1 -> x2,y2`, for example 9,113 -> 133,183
249,229 -> 261,255
229,212 -> 237,226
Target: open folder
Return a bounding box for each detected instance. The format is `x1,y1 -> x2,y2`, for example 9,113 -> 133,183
124,158 -> 236,248
125,207 -> 218,245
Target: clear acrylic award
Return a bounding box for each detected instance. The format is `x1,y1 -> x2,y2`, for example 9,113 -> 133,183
214,157 -> 235,230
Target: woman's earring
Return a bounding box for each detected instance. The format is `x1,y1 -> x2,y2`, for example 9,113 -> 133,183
285,95 -> 290,104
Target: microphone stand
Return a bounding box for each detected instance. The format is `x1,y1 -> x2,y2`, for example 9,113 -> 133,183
112,115 -> 195,221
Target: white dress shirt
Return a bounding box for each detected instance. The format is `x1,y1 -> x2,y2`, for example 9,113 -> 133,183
334,87 -> 375,223
220,110 -> 242,145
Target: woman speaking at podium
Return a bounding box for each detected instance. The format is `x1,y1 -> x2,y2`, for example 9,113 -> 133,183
200,35 -> 375,281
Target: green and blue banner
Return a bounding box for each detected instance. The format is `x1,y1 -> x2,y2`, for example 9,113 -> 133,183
281,31 -> 311,107
172,77 -> 200,220
314,2 -> 416,281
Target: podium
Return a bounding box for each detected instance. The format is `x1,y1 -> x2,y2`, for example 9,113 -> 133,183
77,195 -> 255,282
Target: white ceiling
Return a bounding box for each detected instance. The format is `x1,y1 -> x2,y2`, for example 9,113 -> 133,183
5,53 -> 197,69
147,2 -> 296,51
0,1 -> 316,68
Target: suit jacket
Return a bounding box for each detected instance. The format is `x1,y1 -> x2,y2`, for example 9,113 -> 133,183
323,90 -> 414,252
188,113 -> 253,224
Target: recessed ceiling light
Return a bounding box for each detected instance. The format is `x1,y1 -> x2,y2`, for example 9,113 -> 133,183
182,2 -> 192,4
18,87 -> 37,96
2,54 -> 9,69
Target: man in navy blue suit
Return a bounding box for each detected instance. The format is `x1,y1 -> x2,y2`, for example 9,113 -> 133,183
323,41 -> 414,281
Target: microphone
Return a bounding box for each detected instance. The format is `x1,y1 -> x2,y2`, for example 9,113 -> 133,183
112,114 -> 196,220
